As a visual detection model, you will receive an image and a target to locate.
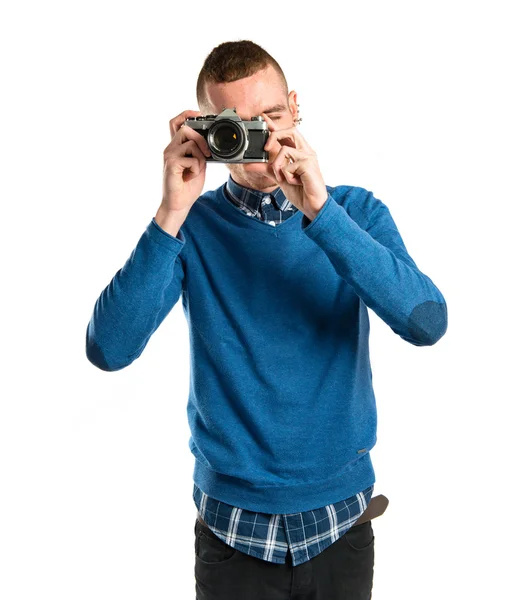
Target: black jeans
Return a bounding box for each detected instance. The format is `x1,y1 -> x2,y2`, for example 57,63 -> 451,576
194,516 -> 375,599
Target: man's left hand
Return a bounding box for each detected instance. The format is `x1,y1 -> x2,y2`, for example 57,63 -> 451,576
262,113 -> 328,221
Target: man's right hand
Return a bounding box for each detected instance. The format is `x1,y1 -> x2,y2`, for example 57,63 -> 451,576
161,110 -> 212,213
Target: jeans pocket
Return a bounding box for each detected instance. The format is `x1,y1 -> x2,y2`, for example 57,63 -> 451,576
195,524 -> 238,564
343,520 -> 375,551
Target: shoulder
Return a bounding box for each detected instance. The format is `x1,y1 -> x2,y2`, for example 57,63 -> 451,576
326,184 -> 385,229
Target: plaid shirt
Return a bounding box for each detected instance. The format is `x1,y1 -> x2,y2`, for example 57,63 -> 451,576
192,174 -> 375,567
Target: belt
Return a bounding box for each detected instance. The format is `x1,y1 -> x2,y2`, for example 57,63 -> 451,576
197,494 -> 389,529
353,494 -> 389,526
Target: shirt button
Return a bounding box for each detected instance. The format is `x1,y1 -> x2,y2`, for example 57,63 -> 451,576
262,196 -> 271,205
268,221 -> 276,226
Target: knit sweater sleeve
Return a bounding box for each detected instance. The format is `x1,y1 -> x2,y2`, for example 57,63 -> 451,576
85,218 -> 186,371
301,187 -> 447,346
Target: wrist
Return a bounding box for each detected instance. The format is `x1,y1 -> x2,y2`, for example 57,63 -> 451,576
154,205 -> 190,238
305,194 -> 328,221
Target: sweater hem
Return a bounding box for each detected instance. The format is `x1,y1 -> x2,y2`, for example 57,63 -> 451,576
193,453 -> 376,514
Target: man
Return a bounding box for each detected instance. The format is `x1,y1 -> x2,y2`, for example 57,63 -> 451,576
86,40 -> 448,599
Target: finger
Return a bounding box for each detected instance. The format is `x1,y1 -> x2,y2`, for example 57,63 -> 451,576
170,155 -> 202,179
175,125 -> 211,158
172,139 -> 207,165
169,110 -> 203,138
261,112 -> 277,131
262,113 -> 304,150
281,158 -> 305,185
271,146 -> 305,176
264,132 -> 277,151
184,157 -> 206,182
265,128 -> 307,153
262,113 -> 278,151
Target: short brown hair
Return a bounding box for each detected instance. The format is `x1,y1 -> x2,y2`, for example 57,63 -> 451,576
196,40 -> 289,112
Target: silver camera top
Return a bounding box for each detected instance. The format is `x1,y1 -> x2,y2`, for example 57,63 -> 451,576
187,107 -> 267,129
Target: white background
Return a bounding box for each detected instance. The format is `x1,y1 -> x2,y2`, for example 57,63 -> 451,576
1,1 -> 515,598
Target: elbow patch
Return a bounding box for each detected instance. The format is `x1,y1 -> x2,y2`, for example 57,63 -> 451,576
86,340 -> 114,371
408,301 -> 448,345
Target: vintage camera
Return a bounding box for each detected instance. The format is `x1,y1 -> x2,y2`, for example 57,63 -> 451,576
184,107 -> 269,163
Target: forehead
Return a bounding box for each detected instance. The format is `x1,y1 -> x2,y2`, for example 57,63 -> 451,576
205,65 -> 287,118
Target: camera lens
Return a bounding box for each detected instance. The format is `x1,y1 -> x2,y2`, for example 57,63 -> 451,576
208,120 -> 245,158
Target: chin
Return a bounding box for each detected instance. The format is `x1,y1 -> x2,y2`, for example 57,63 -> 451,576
227,162 -> 278,190
242,161 -> 269,172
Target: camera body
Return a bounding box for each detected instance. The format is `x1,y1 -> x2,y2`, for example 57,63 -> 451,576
184,107 -> 269,163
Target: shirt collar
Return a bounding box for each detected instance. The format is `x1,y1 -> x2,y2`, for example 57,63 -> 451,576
225,173 -> 295,213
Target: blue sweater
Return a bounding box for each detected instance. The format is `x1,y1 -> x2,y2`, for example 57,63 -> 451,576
192,174 -> 374,566
86,175 -> 447,516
